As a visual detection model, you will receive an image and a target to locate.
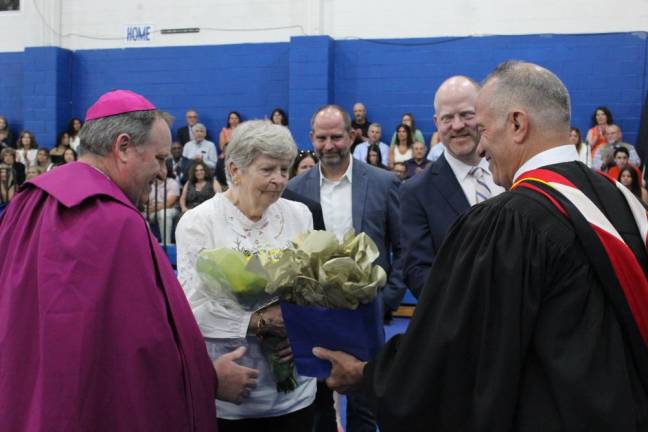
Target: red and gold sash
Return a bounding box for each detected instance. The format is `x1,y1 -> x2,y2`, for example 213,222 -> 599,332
512,168 -> 648,347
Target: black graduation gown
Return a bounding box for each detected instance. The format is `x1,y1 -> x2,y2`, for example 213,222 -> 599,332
363,162 -> 648,431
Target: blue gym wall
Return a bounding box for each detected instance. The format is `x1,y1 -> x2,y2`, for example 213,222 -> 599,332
0,32 -> 646,149
0,51 -> 24,134
334,33 -> 648,145
72,42 -> 290,146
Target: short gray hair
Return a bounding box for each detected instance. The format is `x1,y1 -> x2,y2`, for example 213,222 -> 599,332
310,105 -> 352,132
225,120 -> 298,185
192,123 -> 206,133
78,110 -> 172,156
482,60 -> 570,129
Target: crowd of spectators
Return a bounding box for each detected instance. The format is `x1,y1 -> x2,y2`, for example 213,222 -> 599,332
1,101 -> 645,229
570,105 -> 646,203
0,118 -> 86,215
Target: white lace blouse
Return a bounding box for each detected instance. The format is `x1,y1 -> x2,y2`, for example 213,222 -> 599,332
176,193 -> 316,420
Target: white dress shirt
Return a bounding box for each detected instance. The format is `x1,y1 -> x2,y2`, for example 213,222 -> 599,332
427,142 -> 445,162
320,156 -> 353,240
445,151 -> 504,206
182,139 -> 218,169
513,145 -> 579,183
175,194 -> 316,420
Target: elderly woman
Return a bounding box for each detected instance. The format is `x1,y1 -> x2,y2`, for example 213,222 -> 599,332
176,120 -> 316,431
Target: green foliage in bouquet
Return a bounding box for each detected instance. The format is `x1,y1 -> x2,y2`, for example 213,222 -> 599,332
265,230 -> 387,309
258,334 -> 298,393
196,248 -> 274,310
195,229 -> 387,393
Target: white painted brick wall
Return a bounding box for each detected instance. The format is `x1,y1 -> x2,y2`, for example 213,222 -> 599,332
0,0 -> 645,52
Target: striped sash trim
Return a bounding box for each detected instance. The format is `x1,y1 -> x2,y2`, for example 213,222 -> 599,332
512,168 -> 648,347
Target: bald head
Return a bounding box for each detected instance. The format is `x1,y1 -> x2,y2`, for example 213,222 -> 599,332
353,103 -> 367,123
434,76 -> 480,113
433,76 -> 481,165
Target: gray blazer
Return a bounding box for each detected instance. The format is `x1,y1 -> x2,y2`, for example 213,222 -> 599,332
287,158 -> 407,310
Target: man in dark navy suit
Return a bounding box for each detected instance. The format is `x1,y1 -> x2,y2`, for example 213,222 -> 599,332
400,76 -> 503,298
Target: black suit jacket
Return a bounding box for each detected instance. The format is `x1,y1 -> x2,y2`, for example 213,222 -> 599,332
399,154 -> 470,298
176,126 -> 212,146
10,162 -> 26,186
166,157 -> 192,186
282,188 -> 325,230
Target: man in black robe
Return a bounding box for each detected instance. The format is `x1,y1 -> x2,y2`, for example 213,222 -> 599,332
314,61 -> 648,431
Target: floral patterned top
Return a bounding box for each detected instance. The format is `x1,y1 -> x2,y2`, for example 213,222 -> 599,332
175,193 -> 316,420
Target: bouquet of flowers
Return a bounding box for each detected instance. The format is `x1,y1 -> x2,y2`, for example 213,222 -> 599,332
196,230 -> 387,387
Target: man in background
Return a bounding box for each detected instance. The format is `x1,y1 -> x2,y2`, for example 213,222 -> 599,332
288,104 -> 406,432
176,109 -> 212,146
351,102 -> 371,147
166,140 -> 191,185
182,123 -> 218,171
353,123 -> 390,166
400,76 -> 503,298
592,123 -> 640,170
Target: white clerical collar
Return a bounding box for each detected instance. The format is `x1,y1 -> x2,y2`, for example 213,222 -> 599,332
444,150 -> 490,181
320,154 -> 353,185
513,145 -> 579,182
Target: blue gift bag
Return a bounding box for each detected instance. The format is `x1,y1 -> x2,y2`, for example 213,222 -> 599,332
281,300 -> 385,379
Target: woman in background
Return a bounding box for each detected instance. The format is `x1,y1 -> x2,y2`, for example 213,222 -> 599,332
290,150 -> 317,178
50,131 -> 71,165
35,148 -> 55,172
390,113 -> 424,145
586,106 -> 612,162
67,118 -> 83,152
63,148 -> 77,163
389,123 -> 413,168
0,166 -> 16,214
219,111 -> 242,154
15,131 -> 38,168
570,127 -> 590,167
0,116 -> 13,148
366,144 -> 388,170
179,161 -> 222,213
25,166 -> 42,181
270,108 -> 289,126
618,166 -> 648,203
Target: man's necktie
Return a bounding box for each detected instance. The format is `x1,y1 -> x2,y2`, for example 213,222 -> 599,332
469,166 -> 491,203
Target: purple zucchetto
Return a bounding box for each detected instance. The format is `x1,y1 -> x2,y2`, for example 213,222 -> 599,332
85,89 -> 156,121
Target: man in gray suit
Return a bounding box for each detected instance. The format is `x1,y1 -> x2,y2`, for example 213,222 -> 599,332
287,104 -> 405,432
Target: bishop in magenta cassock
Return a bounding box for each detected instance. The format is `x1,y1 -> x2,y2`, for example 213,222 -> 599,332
0,90 -> 257,431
